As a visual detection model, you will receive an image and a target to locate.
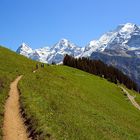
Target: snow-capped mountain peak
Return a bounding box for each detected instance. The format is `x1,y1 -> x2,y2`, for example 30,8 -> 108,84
18,43 -> 32,50
17,23 -> 140,62
58,38 -> 70,46
17,39 -> 84,64
119,23 -> 139,33
52,38 -> 78,50
48,39 -> 83,64
82,23 -> 140,57
16,43 -> 33,57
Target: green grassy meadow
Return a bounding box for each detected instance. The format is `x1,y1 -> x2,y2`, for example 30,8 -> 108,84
19,66 -> 140,140
1,46 -> 140,140
0,46 -> 36,139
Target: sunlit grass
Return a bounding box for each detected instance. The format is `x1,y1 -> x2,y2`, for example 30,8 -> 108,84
0,46 -> 36,139
19,65 -> 140,140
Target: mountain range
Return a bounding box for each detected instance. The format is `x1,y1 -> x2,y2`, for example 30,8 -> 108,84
16,39 -> 84,64
16,23 -> 140,87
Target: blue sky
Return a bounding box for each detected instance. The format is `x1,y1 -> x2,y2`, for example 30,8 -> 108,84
0,0 -> 140,50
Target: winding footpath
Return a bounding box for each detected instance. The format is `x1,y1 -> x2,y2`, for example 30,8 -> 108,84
120,86 -> 140,111
3,76 -> 29,140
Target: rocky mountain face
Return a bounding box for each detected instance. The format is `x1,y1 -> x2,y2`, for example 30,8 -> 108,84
82,23 -> 140,57
86,23 -> 140,88
16,23 -> 140,87
90,52 -> 140,88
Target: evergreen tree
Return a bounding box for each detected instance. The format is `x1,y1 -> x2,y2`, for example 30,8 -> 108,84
63,55 -> 139,92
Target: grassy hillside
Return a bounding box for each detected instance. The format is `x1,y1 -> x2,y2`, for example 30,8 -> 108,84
0,46 -> 36,139
1,46 -> 140,140
19,66 -> 140,140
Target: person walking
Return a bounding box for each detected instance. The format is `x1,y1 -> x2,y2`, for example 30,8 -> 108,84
36,63 -> 39,69
41,63 -> 44,68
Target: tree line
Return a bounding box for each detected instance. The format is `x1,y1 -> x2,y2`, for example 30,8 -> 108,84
63,54 -> 138,92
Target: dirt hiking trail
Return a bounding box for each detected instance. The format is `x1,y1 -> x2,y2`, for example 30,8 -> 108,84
120,86 -> 140,111
3,75 -> 29,140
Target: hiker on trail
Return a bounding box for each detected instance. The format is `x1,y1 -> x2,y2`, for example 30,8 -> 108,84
41,63 -> 44,68
36,63 -> 39,69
